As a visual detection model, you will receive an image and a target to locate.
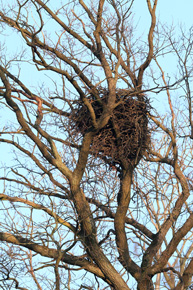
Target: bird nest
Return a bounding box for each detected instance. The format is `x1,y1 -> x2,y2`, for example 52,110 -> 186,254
71,88 -> 150,167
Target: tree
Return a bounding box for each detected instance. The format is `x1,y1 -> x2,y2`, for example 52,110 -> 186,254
0,0 -> 193,289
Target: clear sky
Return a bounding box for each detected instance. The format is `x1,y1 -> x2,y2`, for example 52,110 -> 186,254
135,0 -> 193,27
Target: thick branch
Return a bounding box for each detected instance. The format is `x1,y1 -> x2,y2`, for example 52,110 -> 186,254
151,213 -> 193,275
114,169 -> 141,280
0,232 -> 108,282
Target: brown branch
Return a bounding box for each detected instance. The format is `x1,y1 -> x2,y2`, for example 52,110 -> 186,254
0,138 -> 70,195
173,259 -> 193,290
141,163 -> 190,274
114,169 -> 141,280
0,232 -> 107,282
0,66 -> 69,117
0,194 -> 76,233
34,0 -> 95,52
0,12 -> 99,100
150,212 -> 193,275
3,277 -> 29,290
137,0 -> 158,88
0,66 -> 72,180
87,197 -> 154,240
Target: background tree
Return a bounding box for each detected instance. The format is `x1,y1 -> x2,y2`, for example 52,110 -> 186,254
0,0 -> 193,289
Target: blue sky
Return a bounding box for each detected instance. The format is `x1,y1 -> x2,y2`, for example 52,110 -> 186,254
135,0 -> 193,27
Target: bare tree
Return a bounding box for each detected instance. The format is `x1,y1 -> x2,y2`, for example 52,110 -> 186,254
0,1 -> 193,289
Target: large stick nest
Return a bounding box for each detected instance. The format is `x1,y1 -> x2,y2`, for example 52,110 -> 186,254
72,88 -> 150,167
